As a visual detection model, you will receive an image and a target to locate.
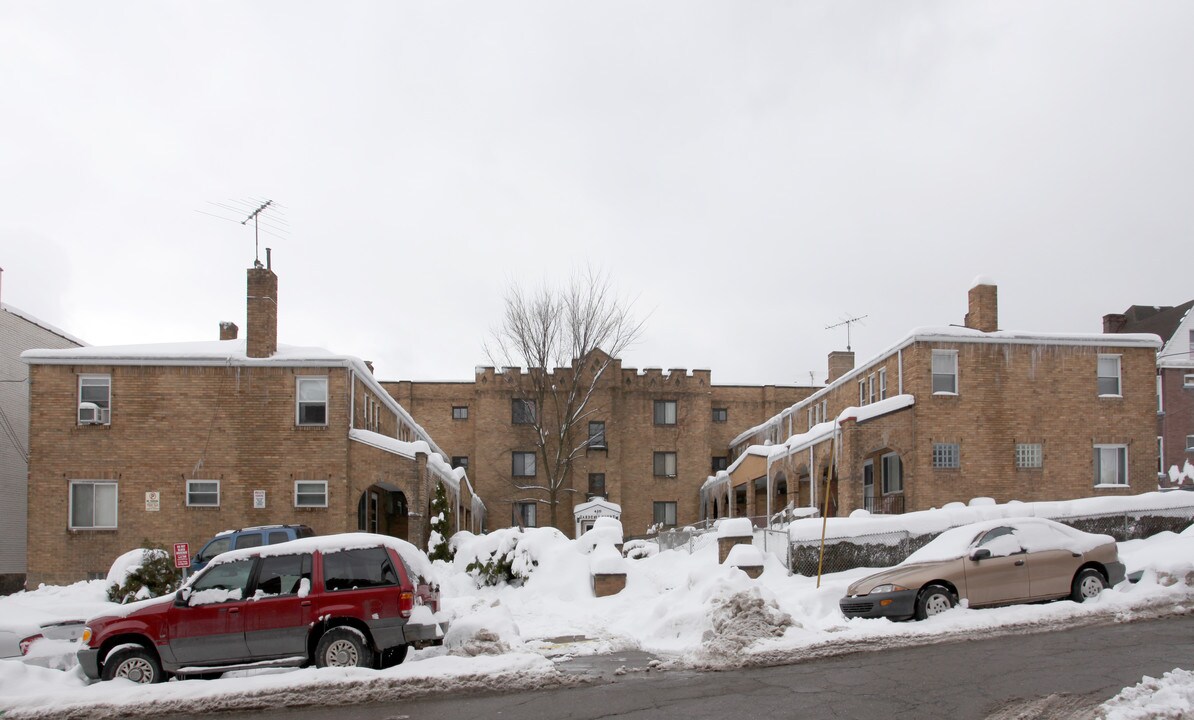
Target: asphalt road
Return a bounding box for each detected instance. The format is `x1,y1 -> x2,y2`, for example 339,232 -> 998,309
171,613 -> 1194,720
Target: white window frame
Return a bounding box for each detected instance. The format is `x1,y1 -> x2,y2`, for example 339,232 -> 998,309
931,350 -> 958,395
294,480 -> 328,507
878,368 -> 887,400
654,451 -> 678,477
1187,435 -> 1194,452
881,452 -> 902,494
1159,436 -> 1165,476
1185,374 -> 1194,389
296,376 -> 329,426
1097,355 -> 1122,397
1093,444 -> 1128,487
69,480 -> 118,529
1157,375 -> 1164,414
820,400 -> 827,422
1015,443 -> 1043,469
859,379 -> 866,405
512,451 -> 537,477
78,374 -> 112,425
868,374 -> 877,405
932,442 -> 960,469
186,479 -> 221,507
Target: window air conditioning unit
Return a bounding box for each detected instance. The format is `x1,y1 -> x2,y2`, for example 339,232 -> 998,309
78,402 -> 103,424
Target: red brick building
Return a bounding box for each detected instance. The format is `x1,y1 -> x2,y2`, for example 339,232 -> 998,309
707,282 -> 1162,521
23,264 -> 483,586
1104,301 -> 1194,487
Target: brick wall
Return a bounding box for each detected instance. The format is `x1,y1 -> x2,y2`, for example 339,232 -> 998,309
384,366 -> 812,538
26,363 -> 436,585
1160,367 -> 1194,483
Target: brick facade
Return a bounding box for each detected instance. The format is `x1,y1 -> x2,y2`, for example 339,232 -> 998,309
386,363 -> 812,538
712,284 -> 1162,520
23,266 -> 479,586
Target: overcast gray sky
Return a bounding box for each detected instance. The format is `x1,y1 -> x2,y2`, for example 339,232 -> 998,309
2,1 -> 1191,386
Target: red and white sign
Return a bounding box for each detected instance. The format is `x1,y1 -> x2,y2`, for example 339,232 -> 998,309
173,543 -> 191,569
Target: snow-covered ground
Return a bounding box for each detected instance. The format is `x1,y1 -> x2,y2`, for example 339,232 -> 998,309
3,501 -> 1194,718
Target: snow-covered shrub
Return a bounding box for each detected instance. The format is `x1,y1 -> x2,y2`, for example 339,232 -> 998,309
624,538 -> 658,560
107,544 -> 183,604
577,517 -> 623,554
456,527 -> 565,587
428,481 -> 454,563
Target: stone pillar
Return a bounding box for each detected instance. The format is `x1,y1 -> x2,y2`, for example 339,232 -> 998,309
246,266 -> 278,358
965,283 -> 998,333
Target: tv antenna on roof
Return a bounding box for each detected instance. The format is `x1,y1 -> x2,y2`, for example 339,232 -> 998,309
825,314 -> 868,352
241,200 -> 273,267
195,198 -> 288,265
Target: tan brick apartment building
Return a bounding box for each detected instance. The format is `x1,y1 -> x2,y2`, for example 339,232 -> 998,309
706,282 -> 1162,521
386,363 -> 812,537
1104,300 -> 1194,486
23,264 -> 484,585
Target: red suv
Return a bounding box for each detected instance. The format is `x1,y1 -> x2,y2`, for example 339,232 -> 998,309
78,534 -> 444,683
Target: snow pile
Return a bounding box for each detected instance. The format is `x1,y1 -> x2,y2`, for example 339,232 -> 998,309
1099,668 -> 1194,719
725,544 -> 764,568
623,539 -> 658,560
717,518 -> 753,538
700,587 -> 794,658
443,604 -> 519,656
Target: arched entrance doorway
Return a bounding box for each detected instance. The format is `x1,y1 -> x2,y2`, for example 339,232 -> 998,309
358,484 -> 409,541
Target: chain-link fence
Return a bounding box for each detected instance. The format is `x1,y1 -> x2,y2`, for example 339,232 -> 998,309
788,505 -> 1194,577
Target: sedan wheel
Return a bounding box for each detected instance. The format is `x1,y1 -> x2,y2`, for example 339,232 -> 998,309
1071,568 -> 1108,602
915,584 -> 956,620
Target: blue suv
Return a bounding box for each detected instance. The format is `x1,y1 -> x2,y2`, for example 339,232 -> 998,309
191,524 -> 315,573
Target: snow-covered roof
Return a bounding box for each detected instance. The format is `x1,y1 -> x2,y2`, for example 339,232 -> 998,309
707,395 -> 917,493
1,303 -> 87,347
573,497 -> 622,515
730,326 -> 1162,448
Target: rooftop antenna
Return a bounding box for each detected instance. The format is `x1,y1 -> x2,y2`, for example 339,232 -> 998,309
195,198 -> 288,263
825,314 -> 868,352
241,200 -> 273,268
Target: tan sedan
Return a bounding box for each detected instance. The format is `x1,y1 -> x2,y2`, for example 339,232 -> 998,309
840,518 -> 1126,621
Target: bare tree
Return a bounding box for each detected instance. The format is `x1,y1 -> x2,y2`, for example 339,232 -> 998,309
487,269 -> 644,530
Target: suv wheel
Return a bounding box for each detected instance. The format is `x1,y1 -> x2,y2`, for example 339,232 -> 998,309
102,646 -> 165,684
315,627 -> 374,669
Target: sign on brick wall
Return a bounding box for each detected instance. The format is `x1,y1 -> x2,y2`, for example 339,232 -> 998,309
253,490 -> 266,509
145,491 -> 160,512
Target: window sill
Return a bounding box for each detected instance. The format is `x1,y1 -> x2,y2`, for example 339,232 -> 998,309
1097,395 -> 1123,399
296,424 -> 329,429
1093,483 -> 1130,489
68,527 -> 118,533
932,392 -> 958,397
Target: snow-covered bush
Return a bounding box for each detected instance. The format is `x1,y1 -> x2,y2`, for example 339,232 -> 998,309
428,481 -> 454,563
455,527 -> 565,587
624,538 -> 658,560
106,544 -> 183,604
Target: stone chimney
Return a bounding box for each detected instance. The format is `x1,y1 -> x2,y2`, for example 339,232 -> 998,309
246,265 -> 278,358
1102,313 -> 1127,334
965,282 -> 998,333
219,321 -> 239,341
827,351 -> 855,383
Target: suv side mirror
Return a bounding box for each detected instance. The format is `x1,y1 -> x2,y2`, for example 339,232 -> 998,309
970,548 -> 992,562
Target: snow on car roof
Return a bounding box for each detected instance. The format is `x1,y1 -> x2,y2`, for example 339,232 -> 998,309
903,518 -> 1111,565
207,532 -> 435,582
